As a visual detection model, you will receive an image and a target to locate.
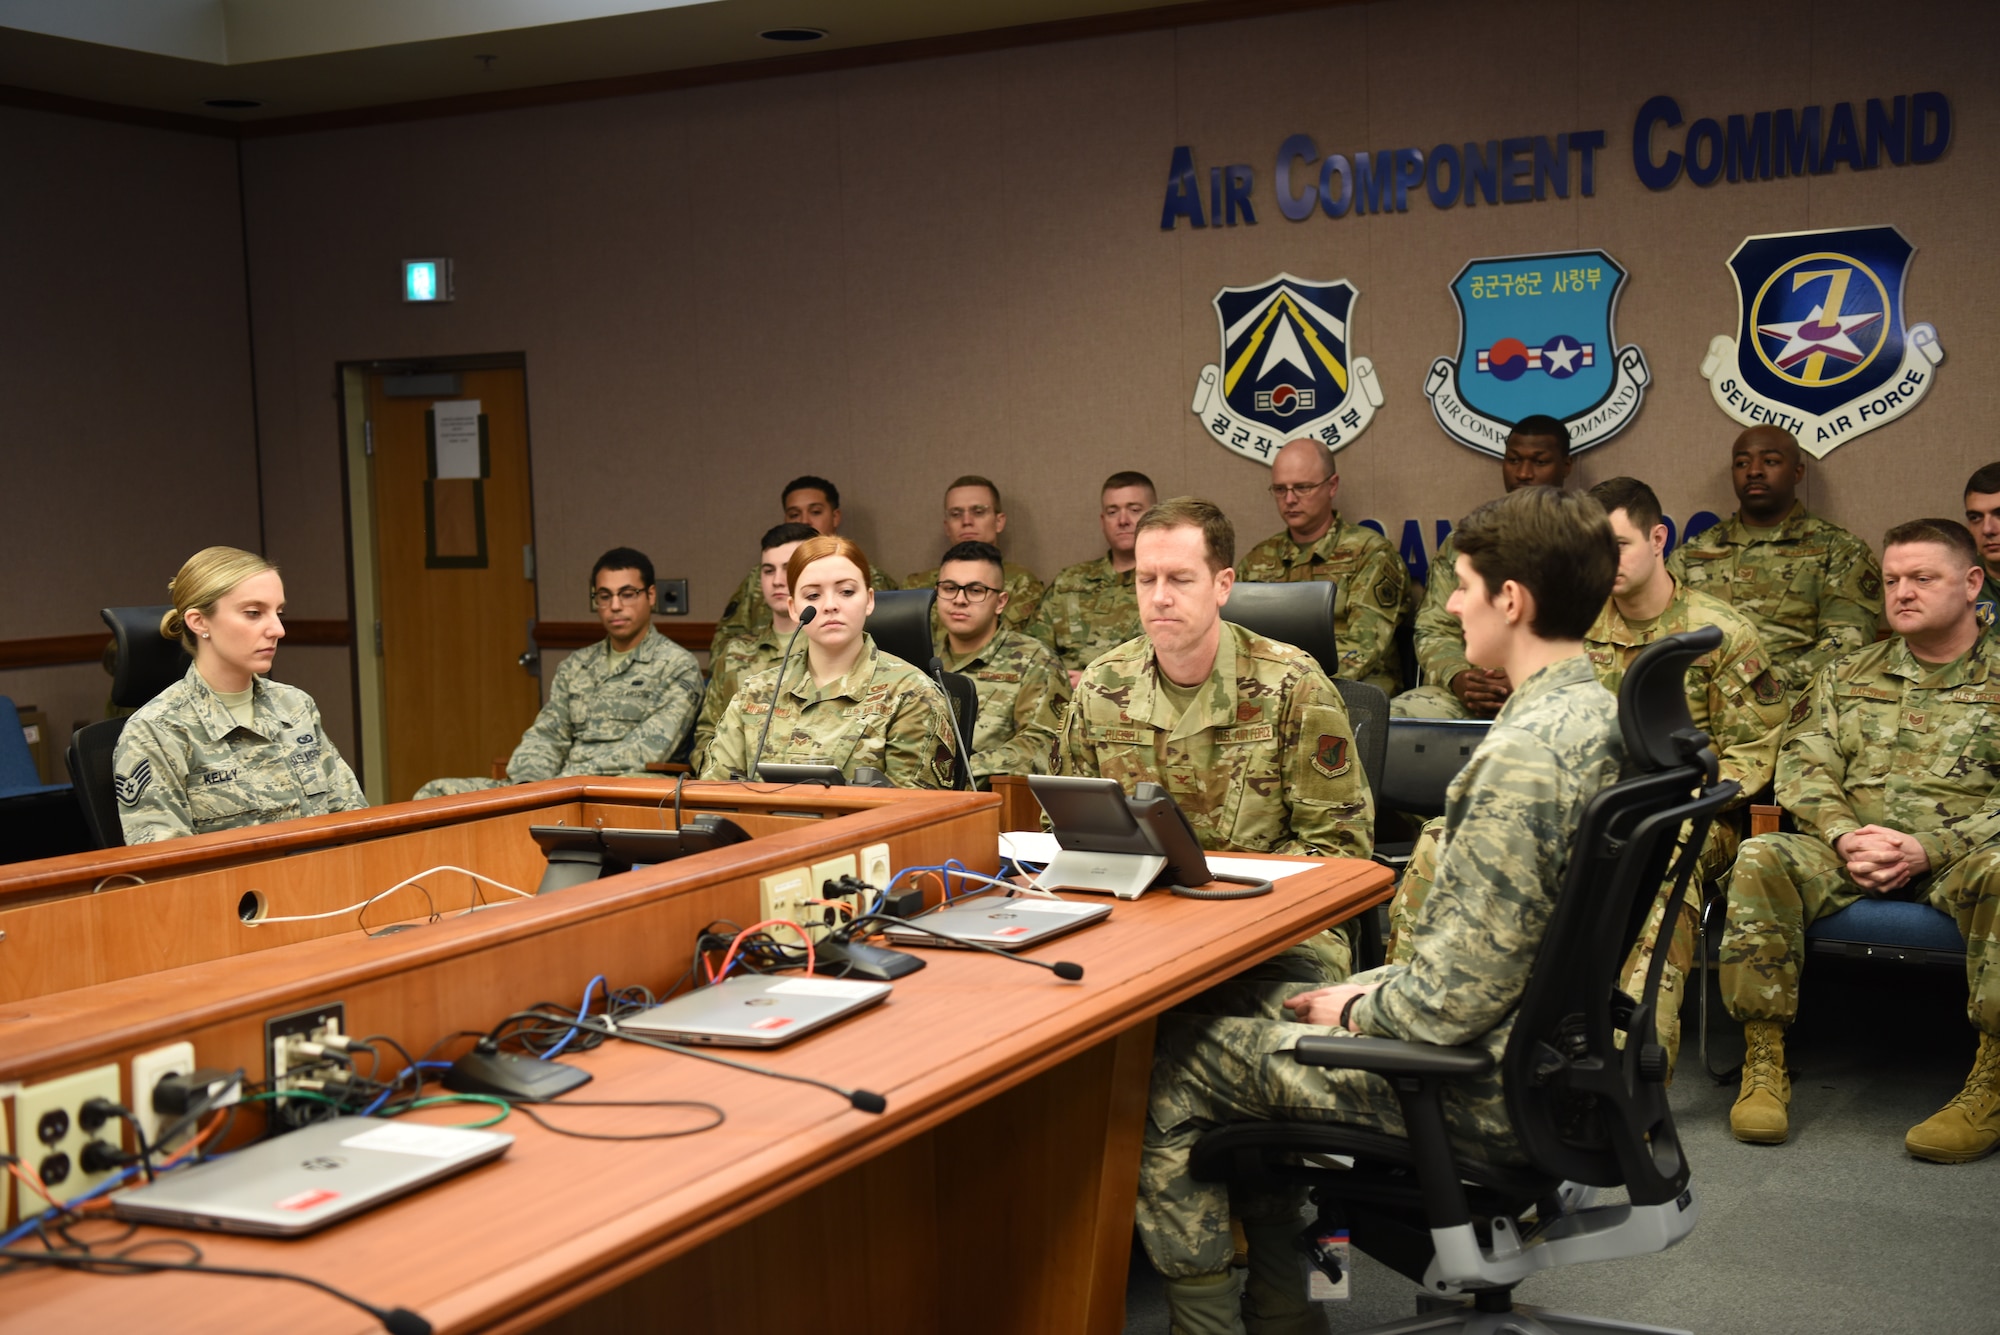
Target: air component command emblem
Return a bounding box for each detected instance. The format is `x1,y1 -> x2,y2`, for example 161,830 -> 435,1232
1424,249 -> 1649,457
1191,274 -> 1382,464
1701,225 -> 1943,457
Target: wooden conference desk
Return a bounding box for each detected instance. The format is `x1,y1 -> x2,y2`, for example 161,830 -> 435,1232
0,786 -> 1392,1334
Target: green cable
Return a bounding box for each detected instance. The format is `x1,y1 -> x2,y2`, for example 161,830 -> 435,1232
396,1095 -> 511,1129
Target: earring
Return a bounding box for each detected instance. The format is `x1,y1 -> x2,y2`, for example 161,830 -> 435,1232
202,632 -> 210,639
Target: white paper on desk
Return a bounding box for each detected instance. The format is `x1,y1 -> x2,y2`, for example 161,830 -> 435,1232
342,1123 -> 499,1158
432,399 -> 483,478
1001,831 -> 1320,882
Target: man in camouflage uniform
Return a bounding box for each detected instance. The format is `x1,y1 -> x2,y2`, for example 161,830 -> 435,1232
902,475 -> 1045,648
690,524 -> 815,775
710,476 -> 897,661
1137,488 -> 1623,1335
1722,519 -> 2000,1163
1962,462 -> 2000,629
416,548 -> 704,799
1235,438 -> 1410,695
1028,470 -> 1154,682
931,540 -> 1069,788
1667,425 -> 1882,696
1393,415 -> 1573,719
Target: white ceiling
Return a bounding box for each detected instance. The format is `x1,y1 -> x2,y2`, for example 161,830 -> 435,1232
0,0 -> 1214,124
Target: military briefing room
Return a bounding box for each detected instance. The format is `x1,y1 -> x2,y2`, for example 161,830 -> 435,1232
1,0 -> 1996,1331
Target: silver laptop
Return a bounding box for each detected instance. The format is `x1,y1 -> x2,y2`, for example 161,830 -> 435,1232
619,974 -> 891,1047
111,1115 -> 512,1237
881,895 -> 1111,951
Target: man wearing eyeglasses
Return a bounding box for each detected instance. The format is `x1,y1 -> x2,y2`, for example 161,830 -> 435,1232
414,546 -> 704,798
932,540 -> 1070,788
1235,438 -> 1410,694
903,476 -> 1045,646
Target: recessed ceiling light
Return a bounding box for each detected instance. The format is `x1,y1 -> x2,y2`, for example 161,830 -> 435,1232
760,27 -> 826,42
203,98 -> 263,109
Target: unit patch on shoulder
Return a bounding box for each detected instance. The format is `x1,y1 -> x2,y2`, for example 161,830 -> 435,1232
1312,734 -> 1349,779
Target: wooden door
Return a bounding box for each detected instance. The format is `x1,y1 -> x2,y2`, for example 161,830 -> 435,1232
367,369 -> 540,802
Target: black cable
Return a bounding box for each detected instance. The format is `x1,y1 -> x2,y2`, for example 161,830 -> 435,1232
1169,871 -> 1275,900
843,912 -> 1084,981
568,1016 -> 888,1115
505,1098 -> 725,1142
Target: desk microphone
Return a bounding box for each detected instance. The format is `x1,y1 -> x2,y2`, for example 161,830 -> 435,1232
573,1015 -> 888,1114
745,605 -> 814,781
847,913 -> 1084,981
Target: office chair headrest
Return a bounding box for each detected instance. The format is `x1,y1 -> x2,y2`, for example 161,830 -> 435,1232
102,606 -> 193,710
865,588 -> 938,671
1616,626 -> 1722,783
1220,582 -> 1339,679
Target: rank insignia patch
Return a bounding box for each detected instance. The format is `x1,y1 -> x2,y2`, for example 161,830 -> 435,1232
1425,249 -> 1649,457
1701,225 -> 1944,457
115,760 -> 152,806
1191,273 -> 1382,464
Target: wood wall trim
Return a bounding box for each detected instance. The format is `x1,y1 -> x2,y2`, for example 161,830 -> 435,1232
0,619 -> 351,671
537,620 -> 716,652
0,81 -> 238,138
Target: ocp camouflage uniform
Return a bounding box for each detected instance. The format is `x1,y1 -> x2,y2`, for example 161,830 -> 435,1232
415,628 -> 704,799
710,562 -> 898,661
1667,503 -> 1883,695
1978,560 -> 1998,632
115,665 -> 367,844
690,625 -> 785,775
700,633 -> 958,788
1053,621 -> 1373,989
1026,553 -> 1140,674
1137,655 -> 1623,1281
1722,634 -> 2000,1035
939,626 -> 1069,787
1393,530 -> 1477,719
1236,515 -> 1410,695
904,561 -> 1045,652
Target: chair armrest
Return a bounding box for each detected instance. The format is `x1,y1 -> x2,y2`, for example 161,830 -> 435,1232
491,756 -> 509,780
1293,1035 -> 1495,1077
1750,803 -> 1781,837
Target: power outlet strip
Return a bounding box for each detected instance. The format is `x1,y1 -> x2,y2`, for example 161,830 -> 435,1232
809,854 -> 857,925
264,1001 -> 347,1132
129,1041 -> 197,1154
13,1063 -> 121,1218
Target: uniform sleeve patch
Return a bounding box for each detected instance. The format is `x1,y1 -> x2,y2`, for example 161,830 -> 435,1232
1858,572 -> 1882,599
1788,696 -> 1812,726
1312,734 -> 1350,779
1750,669 -> 1783,705
115,760 -> 153,806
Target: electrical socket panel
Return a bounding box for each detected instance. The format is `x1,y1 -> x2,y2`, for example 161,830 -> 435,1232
13,1063 -> 121,1218
129,1041 -> 197,1155
809,854 -> 858,922
264,1002 -> 346,1130
758,866 -> 812,925
860,842 -> 892,893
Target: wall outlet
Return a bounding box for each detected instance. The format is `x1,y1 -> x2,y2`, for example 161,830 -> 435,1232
264,1002 -> 346,1131
658,578 -> 689,615
129,1041 -> 197,1154
860,842 -> 892,892
13,1063 -> 121,1218
758,866 -> 812,925
809,854 -> 857,922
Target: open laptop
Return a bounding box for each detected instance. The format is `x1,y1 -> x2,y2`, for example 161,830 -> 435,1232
881,895 -> 1111,951
111,1115 -> 512,1237
619,974 -> 890,1047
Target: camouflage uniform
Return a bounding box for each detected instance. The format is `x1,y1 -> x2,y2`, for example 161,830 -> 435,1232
1721,634 -> 2000,1035
115,665 -> 366,844
938,625 -> 1070,787
1667,504 -> 1883,695
1236,515 -> 1410,695
690,625 -> 785,775
904,561 -> 1045,652
1978,560 -> 1998,632
1137,655 -> 1624,1280
1393,530 -> 1477,719
1053,620 -> 1373,990
415,628 -> 704,799
699,633 -> 958,788
1026,553 -> 1141,674
711,562 -> 899,661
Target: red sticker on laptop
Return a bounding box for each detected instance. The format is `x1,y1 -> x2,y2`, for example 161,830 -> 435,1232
751,1016 -> 794,1031
276,1188 -> 341,1212
993,926 -> 1030,938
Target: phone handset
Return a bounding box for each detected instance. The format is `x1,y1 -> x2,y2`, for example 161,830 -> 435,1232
1129,783 -> 1273,900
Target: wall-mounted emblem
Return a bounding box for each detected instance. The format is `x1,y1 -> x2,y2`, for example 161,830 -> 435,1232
1424,249 -> 1649,457
1190,273 -> 1382,464
1700,225 -> 1943,457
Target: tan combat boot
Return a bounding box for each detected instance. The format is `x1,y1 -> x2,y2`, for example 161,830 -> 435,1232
1164,1272 -> 1247,1335
1729,1020 -> 1790,1144
1905,1032 -> 2000,1164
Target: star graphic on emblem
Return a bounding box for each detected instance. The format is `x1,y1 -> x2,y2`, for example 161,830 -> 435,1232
1755,302 -> 1883,370
1544,338 -> 1580,374
1256,315 -> 1313,381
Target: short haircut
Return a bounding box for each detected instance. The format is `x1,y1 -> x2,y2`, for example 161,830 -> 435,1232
1884,518 -> 1980,570
761,522 -> 820,552
1453,487 -> 1616,641
591,546 -> 655,590
785,534 -> 874,593
939,540 -> 1005,581
1508,414 -> 1573,455
946,475 -> 1002,510
1966,463 -> 2000,497
1136,496 -> 1234,572
161,546 -> 278,651
782,475 -> 840,510
1102,470 -> 1156,496
1588,477 -> 1664,535
1282,438 -> 1337,477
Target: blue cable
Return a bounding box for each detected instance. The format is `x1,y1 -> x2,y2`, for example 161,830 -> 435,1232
359,1061 -> 454,1117
539,974 -> 607,1060
0,1166 -> 139,1248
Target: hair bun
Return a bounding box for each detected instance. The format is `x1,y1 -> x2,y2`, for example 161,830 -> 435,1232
160,608 -> 185,641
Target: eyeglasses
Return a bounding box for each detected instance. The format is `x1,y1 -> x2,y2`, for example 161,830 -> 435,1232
945,506 -> 994,522
590,586 -> 650,608
936,581 -> 999,603
1267,478 -> 1333,500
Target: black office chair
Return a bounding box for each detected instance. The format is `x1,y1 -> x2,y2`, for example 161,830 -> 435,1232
103,605 -> 191,709
1221,580 -> 1339,679
927,658 -> 979,792
67,717 -> 128,849
1373,718 -> 1493,871
866,588 -> 938,673
1192,629 -> 1738,1334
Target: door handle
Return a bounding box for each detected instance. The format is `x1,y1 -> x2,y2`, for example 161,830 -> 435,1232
519,619 -> 541,678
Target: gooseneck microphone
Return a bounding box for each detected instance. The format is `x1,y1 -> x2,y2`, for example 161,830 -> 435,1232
745,605 -> 815,781
845,913 -> 1085,981
573,1016 -> 887,1113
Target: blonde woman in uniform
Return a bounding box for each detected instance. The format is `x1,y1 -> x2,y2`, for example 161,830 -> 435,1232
113,546 -> 366,844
